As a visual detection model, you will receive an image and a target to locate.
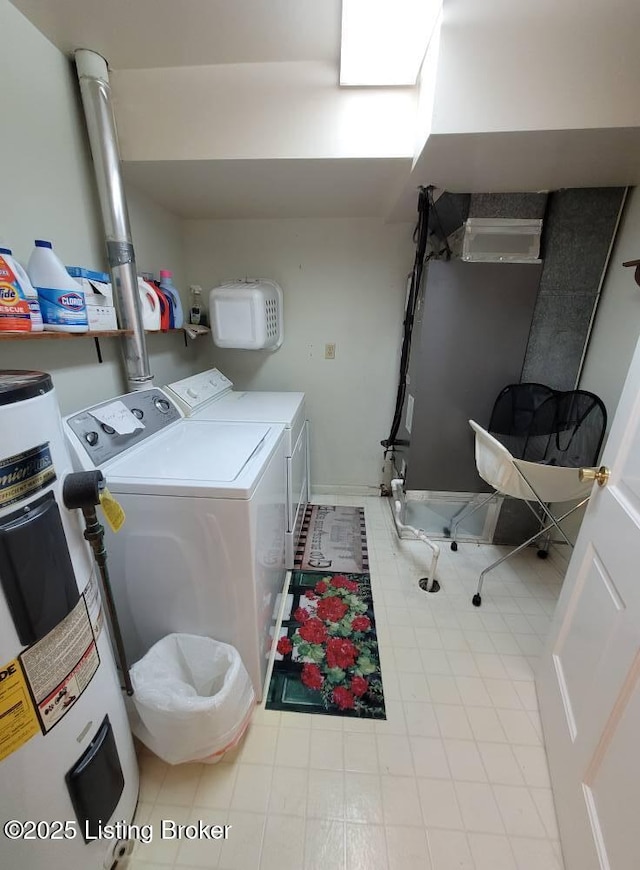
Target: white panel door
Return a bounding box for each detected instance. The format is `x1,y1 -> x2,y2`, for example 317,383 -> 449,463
537,332 -> 640,870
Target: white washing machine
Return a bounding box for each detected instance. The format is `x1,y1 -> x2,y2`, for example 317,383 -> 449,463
165,369 -> 308,568
63,389 -> 287,700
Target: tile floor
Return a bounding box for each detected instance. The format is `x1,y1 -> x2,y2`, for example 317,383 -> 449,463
130,495 -> 565,870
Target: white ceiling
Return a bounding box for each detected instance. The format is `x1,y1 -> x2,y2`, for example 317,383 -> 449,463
10,0 -> 341,68
10,0 -> 640,221
13,0 -> 636,73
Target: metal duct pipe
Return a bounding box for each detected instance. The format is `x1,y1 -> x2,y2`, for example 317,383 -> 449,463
74,49 -> 152,391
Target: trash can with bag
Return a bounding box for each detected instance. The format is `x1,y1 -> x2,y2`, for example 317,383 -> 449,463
129,634 -> 255,765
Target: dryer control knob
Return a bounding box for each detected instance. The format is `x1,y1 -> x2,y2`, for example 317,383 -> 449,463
85,431 -> 99,447
154,398 -> 171,413
187,388 -> 199,399
101,423 -> 115,435
131,408 -> 144,420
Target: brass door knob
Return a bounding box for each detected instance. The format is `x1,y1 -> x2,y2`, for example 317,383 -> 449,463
579,466 -> 610,487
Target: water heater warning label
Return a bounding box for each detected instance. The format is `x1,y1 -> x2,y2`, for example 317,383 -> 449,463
20,597 -> 100,734
82,570 -> 104,640
0,443 -> 56,509
0,658 -> 39,762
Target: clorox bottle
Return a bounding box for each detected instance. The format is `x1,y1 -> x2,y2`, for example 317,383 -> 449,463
0,247 -> 44,332
27,240 -> 88,333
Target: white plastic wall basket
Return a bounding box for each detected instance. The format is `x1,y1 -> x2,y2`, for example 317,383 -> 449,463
209,279 -> 284,350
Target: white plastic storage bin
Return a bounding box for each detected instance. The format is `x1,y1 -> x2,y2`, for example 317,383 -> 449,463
209,279 -> 283,350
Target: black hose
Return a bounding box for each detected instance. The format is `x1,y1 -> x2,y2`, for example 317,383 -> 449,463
382,186 -> 432,451
81,504 -> 134,696
63,471 -> 134,696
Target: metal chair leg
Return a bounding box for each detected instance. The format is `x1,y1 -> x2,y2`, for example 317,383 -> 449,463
471,497 -> 589,607
444,501 -> 471,544
512,466 -> 576,549
472,526 -> 549,606
449,492 -> 495,552
537,522 -> 553,559
446,499 -> 472,533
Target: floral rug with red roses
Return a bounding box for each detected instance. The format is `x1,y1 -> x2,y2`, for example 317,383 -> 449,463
266,505 -> 385,719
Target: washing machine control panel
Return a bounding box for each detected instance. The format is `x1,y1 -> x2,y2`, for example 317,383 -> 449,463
65,389 -> 182,467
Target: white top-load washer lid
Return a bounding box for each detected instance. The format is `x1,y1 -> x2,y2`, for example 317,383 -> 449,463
63,388 -> 286,499
102,421 -> 284,499
165,369 -> 306,454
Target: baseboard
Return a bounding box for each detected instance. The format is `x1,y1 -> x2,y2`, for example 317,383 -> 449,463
311,484 -> 381,497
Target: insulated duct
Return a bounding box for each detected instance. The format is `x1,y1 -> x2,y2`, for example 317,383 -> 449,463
75,49 -> 152,391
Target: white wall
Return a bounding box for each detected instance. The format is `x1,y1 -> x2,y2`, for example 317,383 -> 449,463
0,1 -> 102,266
432,0 -> 640,135
412,10 -> 442,167
184,218 -> 414,489
580,187 -> 640,427
0,0 -> 206,413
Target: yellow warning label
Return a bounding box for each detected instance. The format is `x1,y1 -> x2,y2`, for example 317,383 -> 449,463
100,487 -> 126,533
0,658 -> 39,762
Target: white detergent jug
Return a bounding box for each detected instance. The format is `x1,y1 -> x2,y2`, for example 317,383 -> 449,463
27,240 -> 88,333
0,247 -> 43,332
137,278 -> 161,331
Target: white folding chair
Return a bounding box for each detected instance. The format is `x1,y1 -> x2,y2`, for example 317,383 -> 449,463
467,420 -> 595,606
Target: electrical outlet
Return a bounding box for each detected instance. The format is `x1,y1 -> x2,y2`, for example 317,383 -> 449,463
325,343 -> 336,360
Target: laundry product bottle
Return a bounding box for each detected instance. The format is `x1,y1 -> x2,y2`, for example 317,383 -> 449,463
189,285 -> 202,325
0,247 -> 43,332
137,277 -> 161,331
164,284 -> 176,328
152,282 -> 171,331
159,270 -> 184,328
27,240 -> 88,332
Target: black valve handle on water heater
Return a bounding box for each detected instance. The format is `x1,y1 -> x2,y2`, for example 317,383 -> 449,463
62,470 -> 134,696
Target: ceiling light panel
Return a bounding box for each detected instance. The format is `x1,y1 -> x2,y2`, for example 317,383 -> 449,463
340,0 -> 442,86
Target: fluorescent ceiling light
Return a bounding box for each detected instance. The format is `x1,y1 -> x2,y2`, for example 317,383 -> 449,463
340,0 -> 442,86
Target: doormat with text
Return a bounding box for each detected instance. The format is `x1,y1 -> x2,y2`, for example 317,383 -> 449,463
295,504 -> 369,573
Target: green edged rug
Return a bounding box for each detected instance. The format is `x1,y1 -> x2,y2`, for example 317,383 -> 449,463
266,569 -> 386,719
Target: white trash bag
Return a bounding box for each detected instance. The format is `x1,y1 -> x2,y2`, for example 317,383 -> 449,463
130,634 -> 255,765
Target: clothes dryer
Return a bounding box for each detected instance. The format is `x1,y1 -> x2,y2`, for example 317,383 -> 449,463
64,389 -> 287,700
165,369 -> 308,567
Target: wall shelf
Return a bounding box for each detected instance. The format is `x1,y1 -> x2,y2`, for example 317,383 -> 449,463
145,329 -> 188,334
0,327 -> 204,341
0,329 -> 133,340
0,326 -> 207,362
0,328 -> 135,363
